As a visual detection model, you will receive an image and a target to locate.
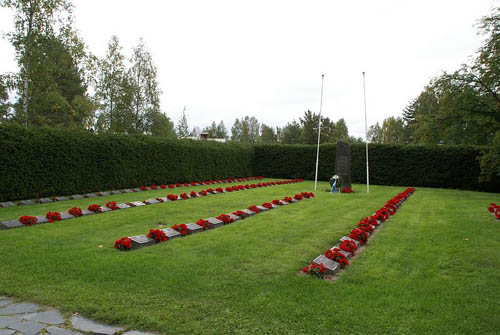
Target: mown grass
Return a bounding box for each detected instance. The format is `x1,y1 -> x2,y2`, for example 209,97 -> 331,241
0,181 -> 499,334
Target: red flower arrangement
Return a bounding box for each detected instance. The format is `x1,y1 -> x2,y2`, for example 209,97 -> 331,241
272,199 -> 281,206
215,187 -> 223,193
46,211 -> 61,222
68,207 -> 83,217
301,192 -> 315,199
160,185 -> 166,189
114,237 -> 132,250
167,194 -> 178,201
180,193 -> 190,200
191,182 -> 197,186
184,182 -> 190,186
156,197 -> 165,203
206,188 -> 215,194
88,204 -> 102,213
172,224 -> 188,236
20,215 -> 38,226
294,194 -> 303,201
217,214 -> 233,224
349,228 -> 368,245
190,191 -> 198,198
358,221 -> 374,233
176,183 -> 181,187
301,263 -> 326,278
140,186 -> 148,191
195,219 -> 210,230
248,205 -> 260,213
262,202 -> 273,209
339,239 -> 357,256
324,248 -> 349,268
233,210 -> 248,218
106,201 -> 118,210
283,196 -> 293,203
225,187 -> 233,192
168,184 -> 175,189
342,187 -> 354,193
151,185 -> 158,190
199,190 -> 208,196
147,229 -> 168,243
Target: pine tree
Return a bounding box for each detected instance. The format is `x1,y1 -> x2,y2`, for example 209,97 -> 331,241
176,109 -> 189,138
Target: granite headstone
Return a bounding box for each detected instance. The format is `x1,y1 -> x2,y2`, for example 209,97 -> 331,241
335,141 -> 352,189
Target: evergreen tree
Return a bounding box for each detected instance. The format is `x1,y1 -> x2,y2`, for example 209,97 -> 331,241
216,120 -> 228,139
282,121 -> 302,144
231,118 -> 242,141
260,123 -> 277,143
176,110 -> 189,138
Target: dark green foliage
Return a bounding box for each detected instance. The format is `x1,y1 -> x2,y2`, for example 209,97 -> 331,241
0,124 -> 253,201
254,143 -> 500,192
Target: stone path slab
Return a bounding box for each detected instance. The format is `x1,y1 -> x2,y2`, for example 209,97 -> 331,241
0,303 -> 42,315
22,310 -> 64,324
70,315 -> 124,335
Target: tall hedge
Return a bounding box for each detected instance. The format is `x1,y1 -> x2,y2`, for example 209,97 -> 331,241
0,125 -> 254,201
254,143 -> 500,192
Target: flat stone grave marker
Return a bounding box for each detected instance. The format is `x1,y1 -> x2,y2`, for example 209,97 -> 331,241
59,212 -> 74,220
123,189 -> 134,193
256,205 -> 269,211
281,201 -> 289,205
329,245 -> 353,259
101,207 -> 112,213
85,193 -> 98,198
35,215 -> 49,224
0,202 -> 16,208
312,254 -> 340,276
157,197 -> 168,202
130,235 -> 155,248
39,198 -> 53,203
129,201 -> 146,207
133,188 -> 143,192
70,195 -> 84,200
241,209 -> 256,216
144,199 -> 160,205
340,236 -> 360,247
186,223 -> 203,234
228,213 -> 241,222
98,192 -> 110,196
206,217 -> 224,229
0,220 -> 24,229
80,209 -> 95,216
117,203 -> 131,209
18,200 -> 36,206
335,141 -> 352,189
111,190 -> 122,195
161,228 -> 181,239
54,196 -> 68,201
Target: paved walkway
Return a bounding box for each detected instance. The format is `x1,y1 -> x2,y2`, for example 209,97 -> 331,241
0,296 -> 154,335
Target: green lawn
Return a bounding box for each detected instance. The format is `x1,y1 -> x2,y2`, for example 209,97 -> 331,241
0,181 -> 499,334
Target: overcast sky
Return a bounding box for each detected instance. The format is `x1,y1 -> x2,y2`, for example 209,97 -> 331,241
0,0 -> 498,138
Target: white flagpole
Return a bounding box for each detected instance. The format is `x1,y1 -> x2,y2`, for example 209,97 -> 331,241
363,72 -> 370,193
314,74 -> 325,191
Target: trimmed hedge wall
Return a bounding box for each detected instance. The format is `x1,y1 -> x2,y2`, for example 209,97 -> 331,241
254,143 -> 500,192
0,125 -> 254,201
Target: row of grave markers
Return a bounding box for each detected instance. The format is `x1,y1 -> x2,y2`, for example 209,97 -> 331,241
0,179 -> 304,230
0,176 -> 265,208
114,192 -> 315,251
302,187 -> 416,279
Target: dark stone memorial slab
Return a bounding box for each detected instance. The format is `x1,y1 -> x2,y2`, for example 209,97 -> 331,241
228,214 -> 241,222
101,207 -> 112,213
144,199 -> 160,205
97,192 -> 110,196
340,236 -> 360,247
130,235 -> 155,249
0,202 -> 16,208
186,223 -> 203,234
206,217 -> 224,229
335,141 -> 352,189
117,203 -> 131,209
39,198 -> 53,203
35,215 -> 49,224
54,196 -> 68,201
290,199 -> 299,203
330,245 -> 353,259
241,209 -> 256,216
18,200 -> 36,206
312,255 -> 340,276
129,201 -> 146,207
0,220 -> 24,229
111,190 -> 122,195
59,212 -> 74,220
85,193 -> 97,198
256,205 -> 269,211
161,228 -> 181,239
70,195 -> 84,200
81,209 -> 95,216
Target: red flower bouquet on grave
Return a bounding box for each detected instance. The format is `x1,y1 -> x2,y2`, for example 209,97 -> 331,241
350,228 -> 368,245
172,223 -> 188,236
358,221 -> 374,233
46,211 -> 61,222
168,184 -> 175,189
191,182 -> 197,186
175,183 -> 181,187
156,197 -> 165,203
180,193 -> 190,200
272,199 -> 281,206
217,214 -> 233,224
20,215 -> 38,226
339,239 -> 357,256
140,186 -> 148,191
294,194 -> 303,201
68,207 -> 83,217
190,191 -> 198,198
248,205 -> 260,213
301,192 -> 313,199
206,188 -> 215,194
88,204 -> 102,213
114,237 -> 132,250
167,194 -> 178,201
215,187 -> 223,193
196,219 -> 210,230
233,210 -> 248,218
342,187 -> 354,193
324,248 -> 349,268
147,229 -> 168,243
262,202 -> 273,209
199,190 -> 208,196
225,187 -> 233,192
106,201 -> 118,210
301,263 -> 326,278
160,185 -> 166,189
